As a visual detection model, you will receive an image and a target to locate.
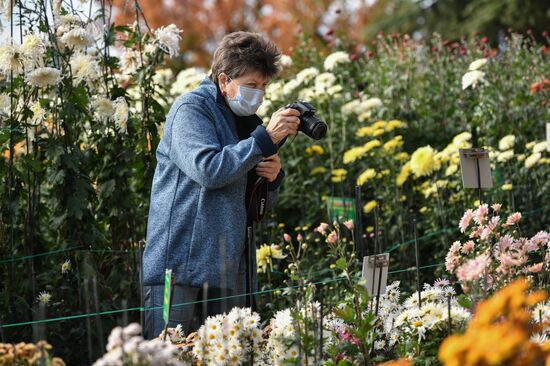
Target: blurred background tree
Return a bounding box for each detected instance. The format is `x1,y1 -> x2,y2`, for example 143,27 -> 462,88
112,0 -> 549,69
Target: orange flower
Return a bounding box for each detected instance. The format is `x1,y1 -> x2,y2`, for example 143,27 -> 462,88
439,278 -> 550,366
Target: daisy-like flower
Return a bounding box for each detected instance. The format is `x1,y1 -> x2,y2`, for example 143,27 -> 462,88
61,259 -> 71,274
503,212 -> 522,226
37,291 -> 52,305
60,27 -> 94,49
70,52 -> 100,84
26,67 -> 62,88
153,24 -> 183,58
326,230 -> 338,244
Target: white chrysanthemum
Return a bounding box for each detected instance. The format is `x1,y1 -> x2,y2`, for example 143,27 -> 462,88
152,68 -> 174,88
298,87 -> 316,101
0,93 -> 10,115
120,48 -> 141,75
265,80 -> 284,102
21,34 -> 46,68
452,132 -> 472,146
295,67 -> 319,84
37,291 -> 52,305
30,101 -> 46,124
327,84 -> 343,97
0,42 -> 24,75
282,78 -> 300,96
153,24 -> 183,58
525,152 -> 541,168
170,67 -> 207,96
314,72 -> 336,90
497,149 -> 514,163
279,54 -> 292,68
361,97 -> 383,111
56,14 -> 82,28
324,51 -> 350,70
462,70 -> 485,90
60,27 -> 94,49
341,99 -> 361,116
533,141 -> 548,154
70,53 -> 100,84
61,259 -> 71,274
256,99 -> 272,118
468,58 -> 487,71
93,97 -> 114,121
498,134 -> 515,151
26,67 -> 61,87
113,97 -> 129,133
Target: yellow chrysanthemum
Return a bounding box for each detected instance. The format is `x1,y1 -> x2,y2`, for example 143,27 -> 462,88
502,183 -> 513,191
371,120 -> 387,130
372,128 -> 386,137
356,168 -> 377,186
410,145 -> 437,177
386,120 -> 406,131
363,139 -> 382,152
498,135 -> 516,151
331,168 -> 347,183
311,166 -> 327,175
305,144 -> 325,155
383,135 -> 404,152
256,244 -> 286,273
363,200 -> 377,214
395,152 -> 410,162
343,146 -> 367,164
525,153 -> 541,168
396,163 -> 411,187
445,164 -> 458,176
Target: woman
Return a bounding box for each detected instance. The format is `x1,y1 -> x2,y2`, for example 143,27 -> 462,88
142,31 -> 300,339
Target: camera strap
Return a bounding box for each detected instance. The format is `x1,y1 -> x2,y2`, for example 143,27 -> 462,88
247,176 -> 269,222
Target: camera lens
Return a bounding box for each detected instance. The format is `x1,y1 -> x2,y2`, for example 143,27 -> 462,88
310,121 -> 327,140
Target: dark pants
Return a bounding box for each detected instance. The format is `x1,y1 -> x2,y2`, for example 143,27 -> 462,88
143,284 -> 246,340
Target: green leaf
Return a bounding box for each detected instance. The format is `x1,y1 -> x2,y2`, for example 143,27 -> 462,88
457,294 -> 473,309
335,257 -> 347,270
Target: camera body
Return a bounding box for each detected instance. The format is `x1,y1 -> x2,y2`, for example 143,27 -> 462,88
286,101 -> 328,140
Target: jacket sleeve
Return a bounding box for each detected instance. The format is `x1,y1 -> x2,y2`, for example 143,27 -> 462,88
169,102 -> 277,190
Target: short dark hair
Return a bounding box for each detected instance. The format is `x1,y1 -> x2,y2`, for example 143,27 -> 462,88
209,31 -> 281,83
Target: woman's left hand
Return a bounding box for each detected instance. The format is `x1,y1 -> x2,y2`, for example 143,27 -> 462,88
255,154 -> 281,182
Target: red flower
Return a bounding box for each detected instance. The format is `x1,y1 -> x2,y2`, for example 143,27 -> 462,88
481,37 -> 489,43
530,79 -> 550,94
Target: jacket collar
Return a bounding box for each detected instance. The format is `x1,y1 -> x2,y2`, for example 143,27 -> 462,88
198,77 -> 228,108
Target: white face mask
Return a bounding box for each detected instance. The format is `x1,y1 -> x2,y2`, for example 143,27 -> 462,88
225,77 -> 265,116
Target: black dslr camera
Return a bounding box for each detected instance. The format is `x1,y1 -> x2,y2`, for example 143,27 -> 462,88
286,101 -> 328,140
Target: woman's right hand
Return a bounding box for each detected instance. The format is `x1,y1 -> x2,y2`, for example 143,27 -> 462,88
266,107 -> 301,144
